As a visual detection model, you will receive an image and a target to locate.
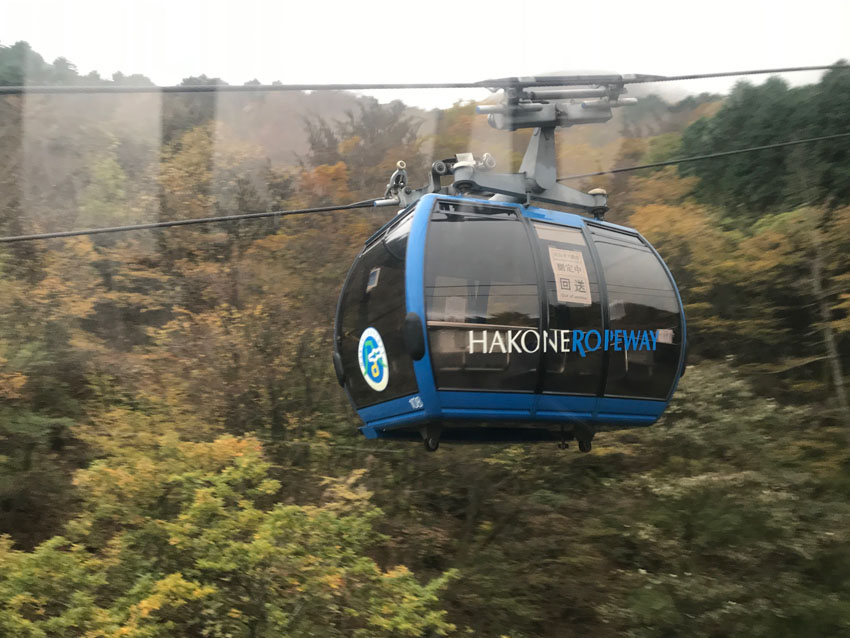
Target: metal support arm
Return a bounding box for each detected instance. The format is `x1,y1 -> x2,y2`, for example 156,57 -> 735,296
451,166 -> 607,212
450,126 -> 607,214
380,77 -> 636,215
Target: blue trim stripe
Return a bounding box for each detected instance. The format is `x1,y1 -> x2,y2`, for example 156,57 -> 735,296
362,409 -> 428,432
406,195 -> 442,419
358,389 -> 667,434
520,206 -> 585,228
438,390 -> 535,411
358,393 -> 424,423
535,395 -> 596,421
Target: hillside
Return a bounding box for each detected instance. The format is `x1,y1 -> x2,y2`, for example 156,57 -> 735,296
1,41 -> 849,638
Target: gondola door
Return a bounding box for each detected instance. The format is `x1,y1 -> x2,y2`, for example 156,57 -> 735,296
424,201 -> 541,396
529,221 -> 606,397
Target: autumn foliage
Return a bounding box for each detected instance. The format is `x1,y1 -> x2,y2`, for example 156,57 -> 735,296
1,42 -> 849,637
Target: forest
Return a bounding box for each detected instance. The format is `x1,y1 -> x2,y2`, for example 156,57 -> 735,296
1,40 -> 850,637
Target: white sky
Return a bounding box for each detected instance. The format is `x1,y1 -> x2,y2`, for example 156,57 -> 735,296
2,0 -> 850,108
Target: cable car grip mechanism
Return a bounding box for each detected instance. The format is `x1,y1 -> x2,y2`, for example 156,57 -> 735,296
378,78 -> 632,216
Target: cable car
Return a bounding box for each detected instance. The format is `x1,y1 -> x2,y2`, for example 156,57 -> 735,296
333,78 -> 686,451
333,193 -> 686,451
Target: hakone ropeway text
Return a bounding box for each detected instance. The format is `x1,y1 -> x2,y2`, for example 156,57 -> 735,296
466,329 -> 669,358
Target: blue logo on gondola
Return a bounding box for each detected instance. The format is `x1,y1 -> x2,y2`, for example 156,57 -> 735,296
358,327 -> 389,391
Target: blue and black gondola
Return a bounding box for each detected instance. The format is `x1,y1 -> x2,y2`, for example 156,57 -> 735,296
333,193 -> 686,449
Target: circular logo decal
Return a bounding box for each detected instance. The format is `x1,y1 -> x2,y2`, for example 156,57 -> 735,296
358,327 -> 389,391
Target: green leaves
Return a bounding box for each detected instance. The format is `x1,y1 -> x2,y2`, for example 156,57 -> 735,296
0,537 -> 109,638
1,434 -> 455,637
679,65 -> 850,218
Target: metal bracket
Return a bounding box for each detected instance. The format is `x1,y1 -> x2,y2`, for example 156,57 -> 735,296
377,75 -> 635,215
383,160 -> 408,198
450,129 -> 608,214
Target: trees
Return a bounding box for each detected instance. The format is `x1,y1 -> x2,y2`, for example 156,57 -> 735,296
0,238 -> 104,546
2,40 -> 850,638
735,208 -> 850,421
678,63 -> 850,219
0,435 -> 456,637
302,97 -> 426,198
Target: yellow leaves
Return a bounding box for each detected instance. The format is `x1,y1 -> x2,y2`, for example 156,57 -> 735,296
320,469 -> 373,513
783,433 -> 850,479
384,564 -> 411,579
245,231 -> 293,256
631,200 -> 733,286
73,464 -> 127,491
7,592 -> 43,614
23,237 -> 102,321
77,148 -> 130,228
556,141 -> 609,178
180,435 -> 263,472
159,121 -> 274,221
626,169 -> 701,208
325,572 -> 344,591
339,135 -> 362,156
296,161 -> 352,206
0,362 -> 27,400
617,137 -> 649,162
832,286 -> 850,335
632,201 -> 717,248
121,573 -> 216,632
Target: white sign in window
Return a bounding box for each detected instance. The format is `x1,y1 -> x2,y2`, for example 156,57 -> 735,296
548,246 -> 592,306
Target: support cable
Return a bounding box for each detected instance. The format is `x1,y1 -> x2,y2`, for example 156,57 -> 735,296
556,132 -> 850,182
0,65 -> 845,95
0,199 -> 384,244
3,134 -> 850,243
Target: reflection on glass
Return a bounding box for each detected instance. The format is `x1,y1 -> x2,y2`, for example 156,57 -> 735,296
592,228 -> 682,399
339,213 -> 417,408
532,223 -> 604,395
424,203 -> 540,391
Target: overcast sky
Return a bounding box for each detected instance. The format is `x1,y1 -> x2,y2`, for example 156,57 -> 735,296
3,0 -> 850,108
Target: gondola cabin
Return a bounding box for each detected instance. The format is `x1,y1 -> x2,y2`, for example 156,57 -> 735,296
334,193 -> 686,451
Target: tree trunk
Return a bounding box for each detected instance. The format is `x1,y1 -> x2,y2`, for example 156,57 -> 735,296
269,380 -> 286,441
810,227 -> 850,427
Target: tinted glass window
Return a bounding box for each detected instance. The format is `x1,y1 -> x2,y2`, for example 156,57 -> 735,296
424,202 -> 540,391
338,213 -> 417,408
384,212 -> 413,260
592,228 -> 682,399
532,223 -> 604,395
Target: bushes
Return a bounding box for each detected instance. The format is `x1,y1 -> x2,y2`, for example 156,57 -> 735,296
0,435 -> 456,638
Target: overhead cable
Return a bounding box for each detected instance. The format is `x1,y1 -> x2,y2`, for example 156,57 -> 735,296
0,65 -> 846,95
3,134 -> 850,244
0,200 -> 381,244
556,132 -> 850,181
